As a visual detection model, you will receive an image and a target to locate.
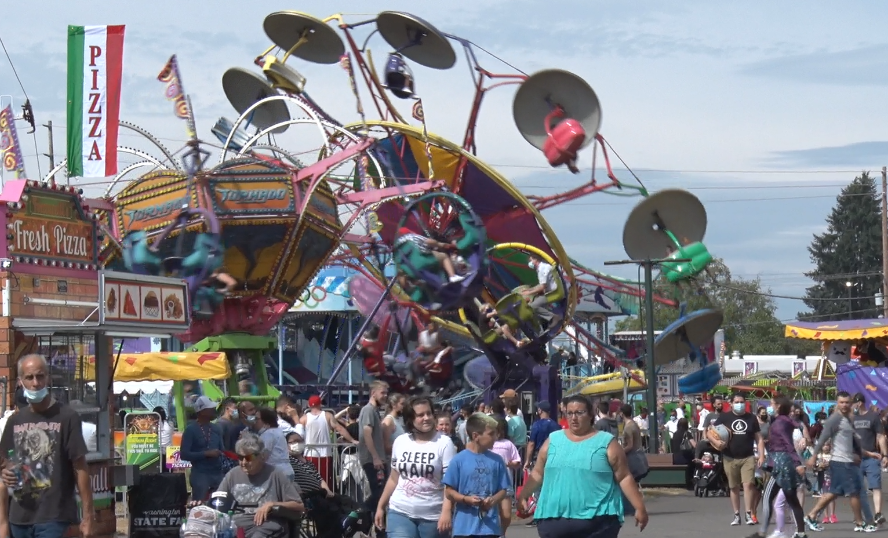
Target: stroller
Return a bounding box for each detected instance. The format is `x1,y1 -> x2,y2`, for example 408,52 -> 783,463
693,442 -> 728,497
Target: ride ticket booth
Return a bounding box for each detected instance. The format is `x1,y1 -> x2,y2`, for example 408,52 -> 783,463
0,180 -> 192,538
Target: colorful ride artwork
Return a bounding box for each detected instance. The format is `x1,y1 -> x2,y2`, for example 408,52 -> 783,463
74,9 -> 724,406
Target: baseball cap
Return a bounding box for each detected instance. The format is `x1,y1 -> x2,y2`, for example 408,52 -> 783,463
500,389 -> 517,399
853,392 -> 866,403
192,396 -> 218,413
537,401 -> 551,413
308,395 -> 323,408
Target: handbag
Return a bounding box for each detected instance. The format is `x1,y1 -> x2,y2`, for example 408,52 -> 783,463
679,431 -> 694,452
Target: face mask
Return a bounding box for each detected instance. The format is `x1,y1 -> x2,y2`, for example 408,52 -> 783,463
696,405 -> 702,410
23,387 -> 48,403
732,403 -> 745,413
245,414 -> 257,423
231,410 -> 239,419
766,406 -> 774,416
528,261 -> 535,269
289,443 -> 303,452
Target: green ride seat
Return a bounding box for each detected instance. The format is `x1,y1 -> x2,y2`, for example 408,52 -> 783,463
181,233 -> 223,277
661,241 -> 713,283
124,231 -> 161,274
394,239 -> 445,281
496,290 -> 535,327
465,318 -> 503,346
455,213 -> 482,253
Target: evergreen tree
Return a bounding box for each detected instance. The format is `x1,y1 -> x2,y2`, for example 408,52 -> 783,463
615,259 -> 819,355
799,172 -> 883,321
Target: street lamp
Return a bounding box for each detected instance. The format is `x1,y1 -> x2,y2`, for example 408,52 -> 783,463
846,281 -> 853,319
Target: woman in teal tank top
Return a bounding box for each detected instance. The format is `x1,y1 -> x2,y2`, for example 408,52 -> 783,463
517,395 -> 649,538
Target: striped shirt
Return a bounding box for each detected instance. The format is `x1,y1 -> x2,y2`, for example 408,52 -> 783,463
290,456 -> 323,495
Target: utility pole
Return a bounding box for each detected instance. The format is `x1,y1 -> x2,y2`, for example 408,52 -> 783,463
882,166 -> 888,318
43,121 -> 55,186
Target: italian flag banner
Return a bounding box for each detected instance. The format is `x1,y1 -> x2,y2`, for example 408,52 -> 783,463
67,25 -> 125,178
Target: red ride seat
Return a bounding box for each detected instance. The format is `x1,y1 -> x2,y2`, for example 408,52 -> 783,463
543,118 -> 586,170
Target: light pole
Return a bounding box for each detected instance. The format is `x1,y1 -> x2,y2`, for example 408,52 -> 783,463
846,281 -> 853,319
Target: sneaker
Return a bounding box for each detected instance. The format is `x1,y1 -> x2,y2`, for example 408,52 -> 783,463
853,522 -> 878,532
746,512 -> 756,525
448,274 -> 465,283
525,521 -> 537,528
766,531 -> 787,538
803,516 -> 823,532
791,534 -> 808,538
751,514 -> 759,524
829,514 -> 838,524
732,513 -> 742,526
876,513 -> 886,525
811,492 -> 822,498
822,517 -> 830,524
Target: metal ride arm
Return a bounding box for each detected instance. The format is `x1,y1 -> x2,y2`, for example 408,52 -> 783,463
527,135 -> 627,211
321,275 -> 398,398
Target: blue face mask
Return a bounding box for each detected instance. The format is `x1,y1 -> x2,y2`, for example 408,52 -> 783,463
733,403 -> 745,414
245,414 -> 256,423
766,406 -> 775,416
231,409 -> 239,419
23,386 -> 48,403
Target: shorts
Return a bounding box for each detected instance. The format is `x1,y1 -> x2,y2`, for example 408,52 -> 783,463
828,460 -> 863,496
386,509 -> 443,538
723,456 -> 756,488
860,457 -> 883,490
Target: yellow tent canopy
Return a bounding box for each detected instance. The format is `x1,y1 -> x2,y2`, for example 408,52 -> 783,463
76,352 -> 230,381
784,319 -> 888,341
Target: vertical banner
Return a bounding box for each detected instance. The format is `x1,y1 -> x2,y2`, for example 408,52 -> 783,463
124,411 -> 162,472
157,55 -> 196,138
0,105 -> 26,178
67,24 -> 125,178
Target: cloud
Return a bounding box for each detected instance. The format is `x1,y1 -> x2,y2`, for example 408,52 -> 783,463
740,44 -> 888,86
765,141 -> 888,168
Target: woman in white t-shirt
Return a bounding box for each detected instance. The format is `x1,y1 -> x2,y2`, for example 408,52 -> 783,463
375,396 -> 456,538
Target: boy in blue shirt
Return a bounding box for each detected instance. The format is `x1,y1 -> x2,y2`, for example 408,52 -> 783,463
443,413 -> 511,538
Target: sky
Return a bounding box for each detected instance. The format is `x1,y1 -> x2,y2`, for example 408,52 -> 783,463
2,1 -> 888,325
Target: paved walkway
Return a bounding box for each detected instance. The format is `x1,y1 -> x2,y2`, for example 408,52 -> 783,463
506,489 -> 885,538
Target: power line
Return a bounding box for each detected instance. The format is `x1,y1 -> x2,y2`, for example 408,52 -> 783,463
0,33 -> 28,98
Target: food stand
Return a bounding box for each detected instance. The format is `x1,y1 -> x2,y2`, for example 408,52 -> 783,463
0,180 -> 193,538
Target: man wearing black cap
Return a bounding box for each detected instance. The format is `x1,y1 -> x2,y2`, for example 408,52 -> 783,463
852,392 -> 888,524
524,402 -> 560,468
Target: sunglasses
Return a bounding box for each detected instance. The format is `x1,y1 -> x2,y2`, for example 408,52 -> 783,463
237,453 -> 256,462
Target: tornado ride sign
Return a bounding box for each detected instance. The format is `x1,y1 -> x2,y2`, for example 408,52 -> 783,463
66,24 -> 125,178
124,411 -> 162,473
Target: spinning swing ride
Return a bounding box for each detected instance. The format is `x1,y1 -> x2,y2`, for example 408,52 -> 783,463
66,9 -> 726,405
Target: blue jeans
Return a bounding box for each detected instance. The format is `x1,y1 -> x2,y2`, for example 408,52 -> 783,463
190,470 -> 223,501
10,521 -> 70,538
860,464 -> 875,522
386,509 -> 442,538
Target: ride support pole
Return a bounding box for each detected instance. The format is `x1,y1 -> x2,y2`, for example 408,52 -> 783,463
322,276 -> 398,396
643,260 -> 658,454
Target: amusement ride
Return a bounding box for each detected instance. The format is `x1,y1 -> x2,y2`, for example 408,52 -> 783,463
34,10 -> 726,426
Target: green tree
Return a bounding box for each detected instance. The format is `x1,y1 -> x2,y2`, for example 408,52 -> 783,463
799,172 -> 883,321
614,259 -> 818,355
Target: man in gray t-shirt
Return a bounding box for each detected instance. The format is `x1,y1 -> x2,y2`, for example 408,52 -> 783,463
358,381 -> 389,537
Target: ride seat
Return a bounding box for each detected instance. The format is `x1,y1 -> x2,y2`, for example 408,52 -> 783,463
123,231 -> 161,275
181,233 -> 224,277
497,290 -> 535,326
454,213 -> 483,253
661,241 -> 713,283
394,239 -> 443,281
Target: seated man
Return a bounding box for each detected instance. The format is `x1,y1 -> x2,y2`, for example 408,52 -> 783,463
416,321 -> 453,373
480,303 -> 529,348
215,433 -> 304,538
394,227 -> 465,284
520,255 -> 562,329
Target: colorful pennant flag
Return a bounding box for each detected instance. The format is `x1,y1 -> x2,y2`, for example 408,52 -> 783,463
157,55 -> 196,139
0,105 -> 26,178
66,25 -> 125,178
